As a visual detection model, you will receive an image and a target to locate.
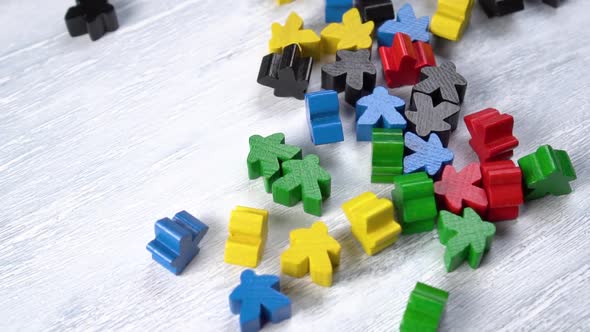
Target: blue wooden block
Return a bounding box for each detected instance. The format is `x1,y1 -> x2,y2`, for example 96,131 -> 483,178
356,86 -> 406,141
325,0 -> 353,23
404,132 -> 454,177
377,3 -> 431,46
146,210 -> 208,275
306,90 -> 344,145
229,270 -> 292,332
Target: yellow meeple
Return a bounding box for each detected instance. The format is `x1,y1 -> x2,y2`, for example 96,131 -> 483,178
224,206 -> 268,268
430,0 -> 475,41
269,12 -> 321,59
321,8 -> 374,54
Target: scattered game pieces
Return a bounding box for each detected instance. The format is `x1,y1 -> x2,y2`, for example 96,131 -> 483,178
412,62 -> 467,106
400,282 -> 449,332
281,222 -> 341,287
229,269 -> 292,332
434,164 -> 488,216
326,0 -> 354,23
356,0 -> 395,26
481,160 -> 523,221
392,172 -> 438,234
379,32 -> 436,88
321,8 -> 374,54
146,211 -> 208,275
406,93 -> 460,146
65,0 -> 119,41
438,208 -> 496,272
342,192 -> 402,255
464,108 -> 518,162
269,12 -> 321,59
321,49 -> 377,106
224,206 -> 269,268
404,132 -> 454,177
272,154 -> 331,216
247,133 -> 302,193
371,128 -> 404,183
479,0 -> 524,17
430,0 -> 475,41
356,86 -> 406,141
257,44 -> 314,100
377,3 -> 431,46
518,145 -> 576,201
306,90 -> 344,145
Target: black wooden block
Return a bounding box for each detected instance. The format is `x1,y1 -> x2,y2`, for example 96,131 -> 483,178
412,61 -> 467,106
321,49 -> 376,106
65,0 -> 119,41
257,44 -> 313,100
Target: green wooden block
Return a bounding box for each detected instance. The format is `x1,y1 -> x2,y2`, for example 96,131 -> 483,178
272,154 -> 331,216
400,282 -> 449,332
438,208 -> 496,272
517,145 -> 576,201
371,128 -> 404,183
247,133 -> 302,193
392,172 -> 437,234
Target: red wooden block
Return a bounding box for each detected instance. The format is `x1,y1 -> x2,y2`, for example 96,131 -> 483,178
464,108 -> 519,162
434,163 -> 488,216
481,160 -> 524,222
379,32 -> 435,88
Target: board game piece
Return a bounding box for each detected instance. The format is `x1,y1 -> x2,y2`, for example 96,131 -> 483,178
412,62 -> 467,106
326,0 -> 354,23
65,0 -> 118,41
247,133 -> 302,193
464,108 -> 518,162
400,282 -> 449,332
257,44 -> 314,100
342,192 -> 402,255
272,155 -> 331,216
269,12 -> 321,59
392,172 -> 438,234
372,128 -> 404,183
430,0 -> 475,41
478,0 -> 524,17
278,0 -> 294,4
518,145 -> 576,201
356,0 -> 395,26
404,132 -> 454,177
322,49 -> 377,106
434,164 -> 488,216
306,90 -> 344,145
321,8 -> 374,54
481,160 -> 523,221
377,3 -> 431,46
438,208 -> 495,272
379,32 -> 436,88
356,86 -> 406,141
146,211 -> 208,275
406,93 -> 460,146
543,0 -> 560,8
229,270 -> 291,332
281,222 -> 341,287
224,206 -> 269,268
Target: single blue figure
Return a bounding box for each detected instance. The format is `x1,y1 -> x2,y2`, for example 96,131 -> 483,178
146,210 -> 208,275
356,86 -> 406,141
404,132 -> 454,177
229,269 -> 292,332
306,90 -> 344,145
325,0 -> 353,23
377,3 -> 431,46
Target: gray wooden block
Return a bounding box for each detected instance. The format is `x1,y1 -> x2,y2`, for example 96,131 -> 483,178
412,61 -> 467,106
406,92 -> 461,146
321,49 -> 377,106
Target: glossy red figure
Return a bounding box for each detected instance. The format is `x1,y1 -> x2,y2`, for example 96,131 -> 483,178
434,164 -> 488,216
481,160 -> 524,221
379,32 -> 435,88
464,108 -> 519,162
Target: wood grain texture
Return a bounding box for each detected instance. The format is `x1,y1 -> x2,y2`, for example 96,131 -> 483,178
1,0 -> 589,331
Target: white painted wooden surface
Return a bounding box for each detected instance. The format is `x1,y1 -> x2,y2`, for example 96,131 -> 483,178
1,0 -> 589,331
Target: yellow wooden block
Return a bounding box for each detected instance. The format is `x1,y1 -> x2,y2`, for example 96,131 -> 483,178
224,206 -> 269,268
342,192 -> 402,256
430,0 -> 475,41
277,0 -> 294,5
320,8 -> 374,54
280,222 -> 341,287
269,12 -> 321,59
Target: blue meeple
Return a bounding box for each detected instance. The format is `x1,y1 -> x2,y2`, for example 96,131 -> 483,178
377,3 -> 431,46
356,86 -> 406,141
404,132 -> 453,177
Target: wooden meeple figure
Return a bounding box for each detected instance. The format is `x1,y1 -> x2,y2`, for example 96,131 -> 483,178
65,0 -> 119,41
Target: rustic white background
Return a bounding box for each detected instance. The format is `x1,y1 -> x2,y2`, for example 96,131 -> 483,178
1,0 -> 589,331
